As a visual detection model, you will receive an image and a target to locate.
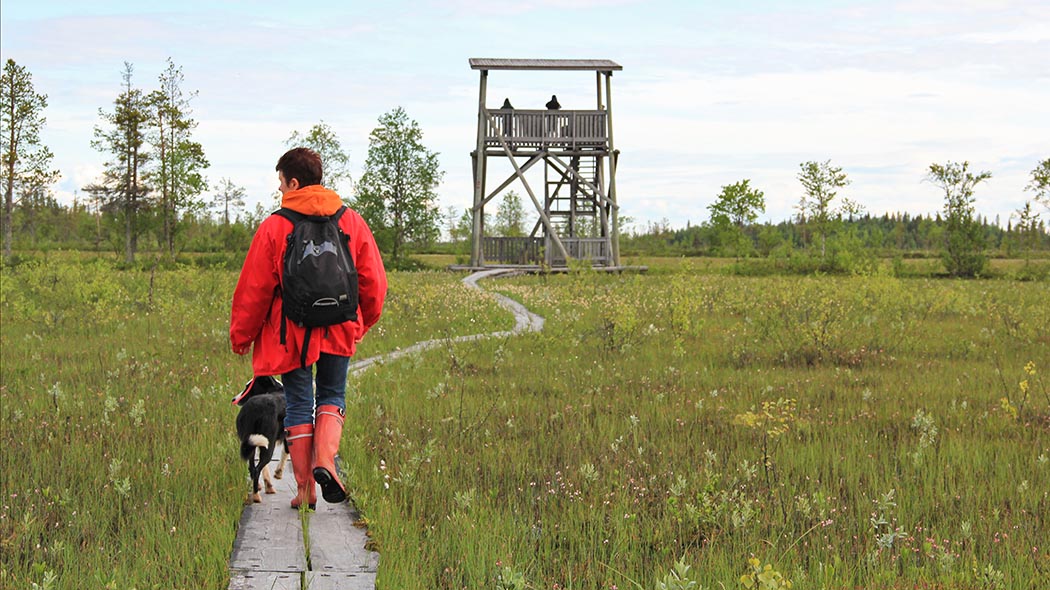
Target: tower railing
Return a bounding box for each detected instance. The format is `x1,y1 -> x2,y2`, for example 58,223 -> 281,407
548,237 -> 609,266
481,236 -> 610,266
485,109 -> 607,150
482,237 -> 544,265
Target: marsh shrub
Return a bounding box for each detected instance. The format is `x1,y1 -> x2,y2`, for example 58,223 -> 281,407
733,276 -> 917,367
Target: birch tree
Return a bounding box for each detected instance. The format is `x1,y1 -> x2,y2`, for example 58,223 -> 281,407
286,121 -> 351,194
796,160 -> 850,260
708,179 -> 765,258
1026,158 -> 1050,212
926,161 -> 991,277
494,190 -> 526,237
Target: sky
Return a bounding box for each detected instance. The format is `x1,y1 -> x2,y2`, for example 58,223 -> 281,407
2,0 -> 1048,232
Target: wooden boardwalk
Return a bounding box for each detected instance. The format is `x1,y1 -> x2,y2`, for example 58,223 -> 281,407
228,270 -> 544,588
227,452 -> 378,589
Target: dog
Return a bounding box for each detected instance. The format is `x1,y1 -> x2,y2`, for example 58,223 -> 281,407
234,376 -> 289,505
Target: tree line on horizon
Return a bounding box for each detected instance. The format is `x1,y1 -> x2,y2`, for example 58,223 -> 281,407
616,159 -> 1050,277
1,58 -> 443,269
3,58 -> 1048,277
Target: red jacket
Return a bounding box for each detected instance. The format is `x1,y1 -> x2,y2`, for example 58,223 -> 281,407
230,185 -> 387,375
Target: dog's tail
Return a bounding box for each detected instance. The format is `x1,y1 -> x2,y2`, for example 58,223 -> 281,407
240,434 -> 271,460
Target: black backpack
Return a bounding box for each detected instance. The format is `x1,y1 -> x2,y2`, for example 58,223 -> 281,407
273,206 -> 359,367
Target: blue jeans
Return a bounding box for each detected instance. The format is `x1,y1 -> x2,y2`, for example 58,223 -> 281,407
282,353 -> 350,428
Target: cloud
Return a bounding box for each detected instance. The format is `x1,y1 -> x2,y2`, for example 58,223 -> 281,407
4,0 -> 1047,231
957,22 -> 1050,43
437,0 -> 643,17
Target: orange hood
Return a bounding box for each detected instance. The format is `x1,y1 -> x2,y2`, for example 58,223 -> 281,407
280,185 -> 344,216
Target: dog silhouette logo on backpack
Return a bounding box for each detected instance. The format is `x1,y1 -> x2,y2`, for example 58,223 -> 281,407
301,239 -> 339,261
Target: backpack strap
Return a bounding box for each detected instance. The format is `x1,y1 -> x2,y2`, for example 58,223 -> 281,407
272,208 -> 302,347
272,207 -> 306,224
331,206 -> 352,251
274,206 -> 344,224
273,284 -> 287,346
300,327 -> 312,369
273,208 -> 311,350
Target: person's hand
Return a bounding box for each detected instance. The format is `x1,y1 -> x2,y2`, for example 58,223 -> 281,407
233,344 -> 250,355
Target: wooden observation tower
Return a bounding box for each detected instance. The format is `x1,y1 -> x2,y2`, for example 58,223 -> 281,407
468,58 -> 623,269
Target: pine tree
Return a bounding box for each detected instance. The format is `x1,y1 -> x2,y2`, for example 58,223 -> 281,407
1012,201 -> 1041,264
91,62 -> 151,264
1,59 -> 59,259
147,58 -> 208,258
211,177 -> 246,226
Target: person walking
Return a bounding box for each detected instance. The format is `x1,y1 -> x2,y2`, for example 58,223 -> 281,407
231,147 -> 387,509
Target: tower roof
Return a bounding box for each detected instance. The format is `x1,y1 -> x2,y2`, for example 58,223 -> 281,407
469,58 -> 622,72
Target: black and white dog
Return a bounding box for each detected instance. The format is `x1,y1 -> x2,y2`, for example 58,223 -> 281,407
234,376 -> 288,505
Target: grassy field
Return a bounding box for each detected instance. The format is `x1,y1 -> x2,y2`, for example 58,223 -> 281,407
2,256 -> 1048,589
0,257 -> 509,589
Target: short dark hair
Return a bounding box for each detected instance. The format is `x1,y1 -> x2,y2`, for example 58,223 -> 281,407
276,148 -> 323,187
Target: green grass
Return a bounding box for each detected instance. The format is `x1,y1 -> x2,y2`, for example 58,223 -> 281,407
2,257 -> 1048,589
344,267 -> 1049,589
0,257 -> 508,589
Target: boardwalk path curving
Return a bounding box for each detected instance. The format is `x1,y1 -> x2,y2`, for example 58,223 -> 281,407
228,269 -> 543,589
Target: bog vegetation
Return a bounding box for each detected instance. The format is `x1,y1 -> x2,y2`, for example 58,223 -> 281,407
1,255 -> 1047,589
2,56 -> 1049,589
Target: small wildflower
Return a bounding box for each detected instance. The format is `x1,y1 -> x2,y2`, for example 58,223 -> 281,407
999,397 -> 1018,419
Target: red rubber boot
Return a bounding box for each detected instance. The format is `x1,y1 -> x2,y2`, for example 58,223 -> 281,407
312,405 -> 348,503
285,423 -> 316,509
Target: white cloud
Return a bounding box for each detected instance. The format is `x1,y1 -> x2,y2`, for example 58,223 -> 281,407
3,0 -> 1048,231
957,22 -> 1050,43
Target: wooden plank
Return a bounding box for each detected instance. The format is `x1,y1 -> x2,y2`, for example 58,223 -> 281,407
306,571 -> 378,590
229,449 -> 308,575
229,571 -> 302,590
469,58 -> 622,71
308,501 -> 379,573
228,499 -> 307,573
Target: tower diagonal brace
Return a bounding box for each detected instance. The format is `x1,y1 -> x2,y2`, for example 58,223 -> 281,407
484,111 -> 570,263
